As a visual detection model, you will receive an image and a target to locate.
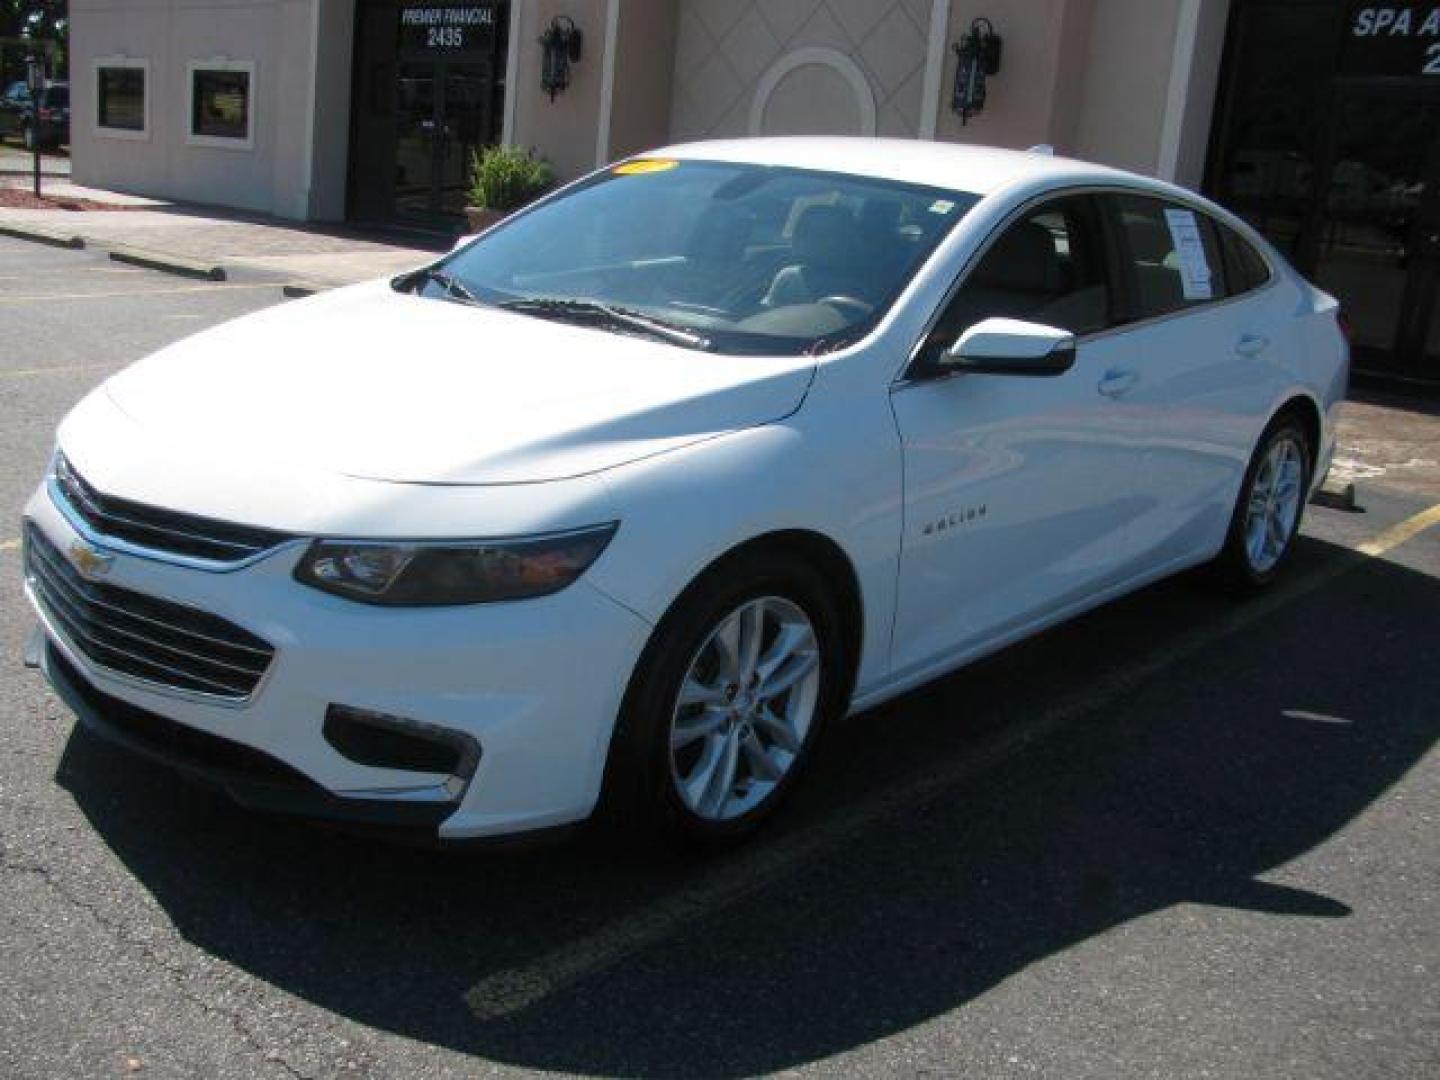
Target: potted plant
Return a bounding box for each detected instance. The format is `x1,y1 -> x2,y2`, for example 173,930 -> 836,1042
465,145 -> 555,233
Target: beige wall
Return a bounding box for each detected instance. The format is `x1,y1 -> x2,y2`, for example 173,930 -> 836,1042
69,0 -> 357,220
934,0 -> 1096,150
604,0 -> 678,162
668,0 -> 935,141
510,0 -> 608,179
1073,0 -> 1183,174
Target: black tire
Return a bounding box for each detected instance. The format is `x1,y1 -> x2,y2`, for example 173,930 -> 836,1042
594,547 -> 850,850
1211,412 -> 1312,592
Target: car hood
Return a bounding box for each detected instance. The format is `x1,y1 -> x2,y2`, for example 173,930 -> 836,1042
103,281 -> 817,485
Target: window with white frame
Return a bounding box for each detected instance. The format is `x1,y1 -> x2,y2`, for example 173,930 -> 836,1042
186,60 -> 255,149
95,58 -> 148,139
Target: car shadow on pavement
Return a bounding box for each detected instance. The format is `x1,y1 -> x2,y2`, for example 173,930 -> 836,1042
54,535 -> 1440,1077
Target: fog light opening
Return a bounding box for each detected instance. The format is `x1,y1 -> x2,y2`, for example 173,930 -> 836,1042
323,705 -> 480,791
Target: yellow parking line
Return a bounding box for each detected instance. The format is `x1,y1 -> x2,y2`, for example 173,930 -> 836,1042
1357,502 -> 1440,557
1,361 -> 115,379
0,539 -> 18,552
463,501 -> 1440,1022
0,283 -> 277,303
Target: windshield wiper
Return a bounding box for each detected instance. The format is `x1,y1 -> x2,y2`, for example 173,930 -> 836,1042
394,267 -> 483,306
499,296 -> 712,350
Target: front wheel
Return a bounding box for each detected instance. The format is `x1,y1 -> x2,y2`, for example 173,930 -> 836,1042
597,549 -> 848,848
1212,414 -> 1311,590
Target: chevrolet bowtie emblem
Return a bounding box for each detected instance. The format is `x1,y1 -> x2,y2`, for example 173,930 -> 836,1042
67,540 -> 115,581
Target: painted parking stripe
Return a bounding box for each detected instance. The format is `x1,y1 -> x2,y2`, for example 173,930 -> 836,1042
0,538 -> 17,552
1,361 -> 116,380
463,502 -> 1440,1022
0,283 -> 277,303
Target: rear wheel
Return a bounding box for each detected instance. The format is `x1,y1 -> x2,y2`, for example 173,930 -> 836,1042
597,549 -> 848,849
1213,413 -> 1312,590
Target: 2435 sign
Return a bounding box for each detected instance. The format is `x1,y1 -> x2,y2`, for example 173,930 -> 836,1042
399,4 -> 498,52
1344,5 -> 1440,76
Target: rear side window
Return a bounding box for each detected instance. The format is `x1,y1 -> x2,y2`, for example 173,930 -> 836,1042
1218,224 -> 1272,296
1110,195 -> 1228,321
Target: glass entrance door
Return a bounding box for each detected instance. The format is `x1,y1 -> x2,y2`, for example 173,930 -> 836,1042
1308,92 -> 1440,382
347,1 -> 508,230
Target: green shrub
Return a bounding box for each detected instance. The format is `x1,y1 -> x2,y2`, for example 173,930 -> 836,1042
469,145 -> 555,211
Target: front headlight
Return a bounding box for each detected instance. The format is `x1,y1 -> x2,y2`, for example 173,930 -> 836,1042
293,523 -> 618,606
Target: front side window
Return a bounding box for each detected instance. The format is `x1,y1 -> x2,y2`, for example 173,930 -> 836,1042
919,194 -> 1112,366
436,159 -> 981,356
189,64 -> 253,146
1111,195 -> 1228,321
97,63 -> 146,134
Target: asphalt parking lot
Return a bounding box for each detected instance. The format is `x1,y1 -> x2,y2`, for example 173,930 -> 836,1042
1,234 -> 1437,1079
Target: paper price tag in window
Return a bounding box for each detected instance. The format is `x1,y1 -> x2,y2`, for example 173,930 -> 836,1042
1163,208 -> 1214,301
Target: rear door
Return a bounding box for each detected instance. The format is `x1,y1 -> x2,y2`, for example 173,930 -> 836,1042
1097,192 -> 1281,566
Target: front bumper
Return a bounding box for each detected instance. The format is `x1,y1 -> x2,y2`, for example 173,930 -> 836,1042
23,484 -> 653,840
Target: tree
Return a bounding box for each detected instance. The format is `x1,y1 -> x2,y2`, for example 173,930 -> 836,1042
1,2 -> 68,82
1,2 -> 68,43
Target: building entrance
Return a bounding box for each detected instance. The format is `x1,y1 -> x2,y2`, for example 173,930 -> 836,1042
1207,1 -> 1440,388
349,1 -> 508,230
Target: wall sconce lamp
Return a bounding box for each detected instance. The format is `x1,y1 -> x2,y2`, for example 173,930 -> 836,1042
952,18 -> 1002,125
539,16 -> 583,102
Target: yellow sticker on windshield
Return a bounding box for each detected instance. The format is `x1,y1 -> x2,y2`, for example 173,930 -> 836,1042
613,158 -> 679,176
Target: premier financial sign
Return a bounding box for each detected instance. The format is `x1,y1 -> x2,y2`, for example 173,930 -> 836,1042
399,5 -> 499,52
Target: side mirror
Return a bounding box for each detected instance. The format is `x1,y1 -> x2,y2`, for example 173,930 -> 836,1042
942,317 -> 1077,376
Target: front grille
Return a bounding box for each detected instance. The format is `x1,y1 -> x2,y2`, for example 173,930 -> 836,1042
25,524 -> 275,701
53,452 -> 290,564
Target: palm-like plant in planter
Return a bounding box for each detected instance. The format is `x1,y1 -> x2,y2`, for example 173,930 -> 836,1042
465,146 -> 555,233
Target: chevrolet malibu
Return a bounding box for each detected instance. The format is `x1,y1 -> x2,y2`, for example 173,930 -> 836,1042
22,139 -> 1348,847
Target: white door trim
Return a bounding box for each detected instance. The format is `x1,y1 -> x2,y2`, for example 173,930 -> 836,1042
918,0 -> 951,139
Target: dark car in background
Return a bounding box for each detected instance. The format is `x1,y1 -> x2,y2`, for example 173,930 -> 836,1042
0,80 -> 69,150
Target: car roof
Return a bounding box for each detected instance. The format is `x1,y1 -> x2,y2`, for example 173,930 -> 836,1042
654,137 -> 1141,198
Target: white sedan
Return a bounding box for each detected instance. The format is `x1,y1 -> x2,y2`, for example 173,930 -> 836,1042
22,139 -> 1348,847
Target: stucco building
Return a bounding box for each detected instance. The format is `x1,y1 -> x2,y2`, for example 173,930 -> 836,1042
65,1 -> 1440,387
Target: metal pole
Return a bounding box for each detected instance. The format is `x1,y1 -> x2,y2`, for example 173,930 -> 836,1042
27,52 -> 43,199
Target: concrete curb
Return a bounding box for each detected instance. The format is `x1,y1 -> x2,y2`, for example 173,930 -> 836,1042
0,222 -> 84,249
108,245 -> 226,281
281,282 -> 326,299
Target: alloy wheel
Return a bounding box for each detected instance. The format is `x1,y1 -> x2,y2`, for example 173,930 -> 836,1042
669,595 -> 821,822
1244,433 -> 1305,573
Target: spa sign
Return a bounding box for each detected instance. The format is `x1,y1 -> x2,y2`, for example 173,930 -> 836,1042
399,4 -> 498,52
1343,5 -> 1440,75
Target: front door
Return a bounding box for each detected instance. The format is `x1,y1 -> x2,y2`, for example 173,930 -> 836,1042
350,2 -> 508,229
1303,90 -> 1440,384
889,196 -> 1145,680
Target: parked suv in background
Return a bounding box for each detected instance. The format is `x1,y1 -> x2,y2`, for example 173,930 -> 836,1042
0,80 -> 69,150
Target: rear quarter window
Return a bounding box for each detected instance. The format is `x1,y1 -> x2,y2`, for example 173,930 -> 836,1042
1218,224 -> 1273,296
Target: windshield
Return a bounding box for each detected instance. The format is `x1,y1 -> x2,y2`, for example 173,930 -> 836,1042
433,159 -> 980,356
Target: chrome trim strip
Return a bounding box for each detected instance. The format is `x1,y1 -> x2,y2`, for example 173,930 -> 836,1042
30,567 -> 267,680
49,475 -> 307,574
26,538 -> 273,657
30,585 -> 254,698
25,581 -> 266,710
57,472 -> 260,554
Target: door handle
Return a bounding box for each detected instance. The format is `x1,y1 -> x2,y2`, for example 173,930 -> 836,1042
1235,333 -> 1270,357
1097,369 -> 1140,398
